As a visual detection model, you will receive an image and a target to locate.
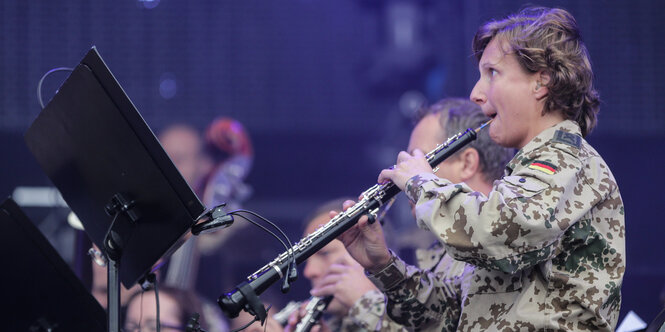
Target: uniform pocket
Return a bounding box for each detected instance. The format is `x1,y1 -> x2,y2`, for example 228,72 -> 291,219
503,175 -> 548,196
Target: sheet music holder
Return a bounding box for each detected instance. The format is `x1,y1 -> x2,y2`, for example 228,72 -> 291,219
24,47 -> 207,331
1,197 -> 106,331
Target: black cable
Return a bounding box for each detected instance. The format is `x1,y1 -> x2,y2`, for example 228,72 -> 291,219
230,210 -> 297,289
37,67 -> 74,109
229,315 -> 259,332
230,212 -> 291,256
194,208 -> 296,278
228,305 -> 272,332
231,210 -> 297,286
232,209 -> 294,256
154,278 -> 160,332
138,291 -> 144,332
264,305 -> 272,332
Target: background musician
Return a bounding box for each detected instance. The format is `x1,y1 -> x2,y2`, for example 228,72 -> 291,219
159,118 -> 255,299
124,286 -> 208,332
285,198 -> 399,332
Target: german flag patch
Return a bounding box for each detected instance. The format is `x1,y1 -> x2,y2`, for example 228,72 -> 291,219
528,160 -> 557,175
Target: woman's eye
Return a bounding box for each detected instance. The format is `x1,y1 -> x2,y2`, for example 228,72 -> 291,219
490,68 -> 498,77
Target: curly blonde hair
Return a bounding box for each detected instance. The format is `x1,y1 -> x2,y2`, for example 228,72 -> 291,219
472,7 -> 600,137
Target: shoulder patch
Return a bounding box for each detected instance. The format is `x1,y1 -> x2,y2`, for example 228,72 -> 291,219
528,160 -> 557,175
552,130 -> 581,149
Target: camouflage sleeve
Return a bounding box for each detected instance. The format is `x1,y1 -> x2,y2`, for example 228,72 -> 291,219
345,290 -> 409,332
365,252 -> 460,331
404,145 -> 603,273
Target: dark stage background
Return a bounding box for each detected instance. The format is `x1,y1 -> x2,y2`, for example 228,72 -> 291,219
1,0 -> 664,325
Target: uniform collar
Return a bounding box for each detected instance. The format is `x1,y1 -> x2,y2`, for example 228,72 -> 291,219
506,120 -> 581,174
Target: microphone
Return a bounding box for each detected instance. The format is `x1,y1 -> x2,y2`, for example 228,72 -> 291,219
281,264 -> 292,293
192,204 -> 234,235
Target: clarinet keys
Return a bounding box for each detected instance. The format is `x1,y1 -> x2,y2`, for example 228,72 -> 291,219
294,296 -> 334,332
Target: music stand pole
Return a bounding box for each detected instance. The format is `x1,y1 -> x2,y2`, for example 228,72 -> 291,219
104,193 -> 139,332
108,258 -> 121,332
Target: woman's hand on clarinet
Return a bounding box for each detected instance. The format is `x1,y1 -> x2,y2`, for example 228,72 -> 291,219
336,200 -> 392,274
378,149 -> 432,191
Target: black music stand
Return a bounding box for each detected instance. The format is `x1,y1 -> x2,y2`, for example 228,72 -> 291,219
1,197 -> 106,331
24,47 -> 207,332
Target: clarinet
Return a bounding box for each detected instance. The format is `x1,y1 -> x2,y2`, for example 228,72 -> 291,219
218,121 -> 490,318
272,300 -> 302,326
294,296 -> 333,332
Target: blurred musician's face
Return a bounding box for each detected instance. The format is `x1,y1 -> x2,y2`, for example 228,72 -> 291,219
408,113 -> 464,183
124,291 -> 183,332
303,212 -> 352,315
407,113 -> 465,215
159,125 -> 212,189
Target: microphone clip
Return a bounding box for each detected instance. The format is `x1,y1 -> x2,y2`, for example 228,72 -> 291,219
191,204 -> 234,236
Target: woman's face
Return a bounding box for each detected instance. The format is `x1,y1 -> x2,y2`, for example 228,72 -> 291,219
470,38 -> 543,149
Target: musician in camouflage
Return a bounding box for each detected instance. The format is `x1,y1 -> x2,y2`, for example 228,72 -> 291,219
341,7 -> 625,332
318,98 -> 513,332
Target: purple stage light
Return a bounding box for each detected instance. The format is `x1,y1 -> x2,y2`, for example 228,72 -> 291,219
138,0 -> 160,9
159,73 -> 177,100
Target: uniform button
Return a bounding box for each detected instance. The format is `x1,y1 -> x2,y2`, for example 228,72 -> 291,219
519,178 -> 526,183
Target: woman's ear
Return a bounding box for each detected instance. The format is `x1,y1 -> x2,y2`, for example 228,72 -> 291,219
534,71 -> 551,100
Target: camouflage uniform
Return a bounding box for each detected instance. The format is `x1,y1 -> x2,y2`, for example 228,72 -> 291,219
367,245 -> 472,332
368,120 -> 625,331
328,290 -> 405,332
343,243 -> 468,332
